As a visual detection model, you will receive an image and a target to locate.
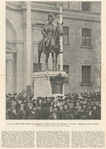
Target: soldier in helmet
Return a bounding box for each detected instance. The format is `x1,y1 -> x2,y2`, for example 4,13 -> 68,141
41,13 -> 56,53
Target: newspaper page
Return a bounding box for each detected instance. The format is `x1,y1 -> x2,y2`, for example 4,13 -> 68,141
0,0 -> 106,149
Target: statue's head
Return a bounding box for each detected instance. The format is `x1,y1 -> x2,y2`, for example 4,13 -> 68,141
47,13 -> 55,22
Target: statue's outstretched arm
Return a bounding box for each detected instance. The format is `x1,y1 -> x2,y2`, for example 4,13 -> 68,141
41,24 -> 47,37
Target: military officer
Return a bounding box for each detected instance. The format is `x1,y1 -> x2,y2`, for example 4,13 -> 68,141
41,13 -> 56,53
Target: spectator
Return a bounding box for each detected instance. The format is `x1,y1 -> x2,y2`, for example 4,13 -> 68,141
6,91 -> 101,120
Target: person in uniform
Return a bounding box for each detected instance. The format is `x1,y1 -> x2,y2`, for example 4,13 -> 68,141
41,13 -> 56,53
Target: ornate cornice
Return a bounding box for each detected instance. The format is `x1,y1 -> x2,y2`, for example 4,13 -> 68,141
6,2 -> 59,14
6,2 -> 22,10
18,2 -> 26,9
22,19 -> 35,27
6,2 -> 100,23
22,19 -> 47,27
6,40 -> 23,43
6,40 -> 41,44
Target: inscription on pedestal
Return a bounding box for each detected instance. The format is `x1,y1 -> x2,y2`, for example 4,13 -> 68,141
52,84 -> 63,94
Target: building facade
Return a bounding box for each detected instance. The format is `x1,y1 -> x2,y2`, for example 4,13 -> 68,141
6,1 -> 101,94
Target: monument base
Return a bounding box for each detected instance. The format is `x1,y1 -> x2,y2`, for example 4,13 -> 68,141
32,71 -> 67,98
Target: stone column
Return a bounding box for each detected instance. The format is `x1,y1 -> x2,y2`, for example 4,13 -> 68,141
22,3 -> 27,92
6,53 -> 13,94
60,3 -> 63,71
26,1 -> 32,101
23,25 -> 27,92
16,43 -> 23,94
13,53 -> 17,93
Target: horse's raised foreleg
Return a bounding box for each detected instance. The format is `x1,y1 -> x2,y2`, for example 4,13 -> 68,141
51,53 -> 54,70
38,41 -> 43,70
38,51 -> 41,64
38,52 -> 42,70
55,53 -> 58,70
46,53 -> 49,70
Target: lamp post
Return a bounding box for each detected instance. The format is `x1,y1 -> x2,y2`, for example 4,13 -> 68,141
26,1 -> 32,101
60,2 -> 63,71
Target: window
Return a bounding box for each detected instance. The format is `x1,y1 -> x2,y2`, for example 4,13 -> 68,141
82,28 -> 91,46
63,27 -> 69,45
63,65 -> 69,84
33,63 -> 42,72
82,66 -> 91,84
82,2 -> 91,11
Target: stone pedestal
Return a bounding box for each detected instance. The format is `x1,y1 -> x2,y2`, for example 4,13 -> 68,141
32,71 -> 68,98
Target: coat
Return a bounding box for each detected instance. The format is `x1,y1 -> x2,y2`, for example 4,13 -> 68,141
17,110 -> 25,119
41,23 -> 55,53
8,110 -> 17,119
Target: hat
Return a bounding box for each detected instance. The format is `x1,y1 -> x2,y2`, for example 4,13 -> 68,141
52,109 -> 57,114
21,102 -> 25,105
49,104 -> 53,108
69,102 -> 74,106
47,13 -> 55,21
37,96 -> 41,100
37,103 -> 41,107
64,103 -> 68,106
58,99 -> 63,102
31,108 -> 36,112
76,100 -> 80,103
29,100 -> 33,103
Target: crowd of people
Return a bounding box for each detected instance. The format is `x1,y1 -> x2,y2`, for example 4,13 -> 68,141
6,92 -> 101,120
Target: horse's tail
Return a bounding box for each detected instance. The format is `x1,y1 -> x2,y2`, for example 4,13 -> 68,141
38,39 -> 43,64
38,40 -> 43,53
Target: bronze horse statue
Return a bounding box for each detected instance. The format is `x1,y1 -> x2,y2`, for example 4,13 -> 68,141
38,22 -> 63,70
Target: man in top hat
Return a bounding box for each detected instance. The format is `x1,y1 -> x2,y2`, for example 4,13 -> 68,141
36,103 -> 43,119
28,108 -> 39,119
17,102 -> 25,119
58,104 -> 68,119
68,102 -> 75,115
25,101 -> 33,119
41,13 -> 55,53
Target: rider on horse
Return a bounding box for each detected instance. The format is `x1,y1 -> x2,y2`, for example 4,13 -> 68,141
41,13 -> 56,53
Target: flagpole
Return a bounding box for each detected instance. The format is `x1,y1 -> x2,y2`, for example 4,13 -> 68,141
26,1 -> 32,101
60,2 -> 63,71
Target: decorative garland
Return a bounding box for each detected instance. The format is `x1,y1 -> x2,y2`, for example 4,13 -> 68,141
49,73 -> 65,86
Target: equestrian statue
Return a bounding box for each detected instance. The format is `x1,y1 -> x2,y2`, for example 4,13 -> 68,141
38,13 -> 63,70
